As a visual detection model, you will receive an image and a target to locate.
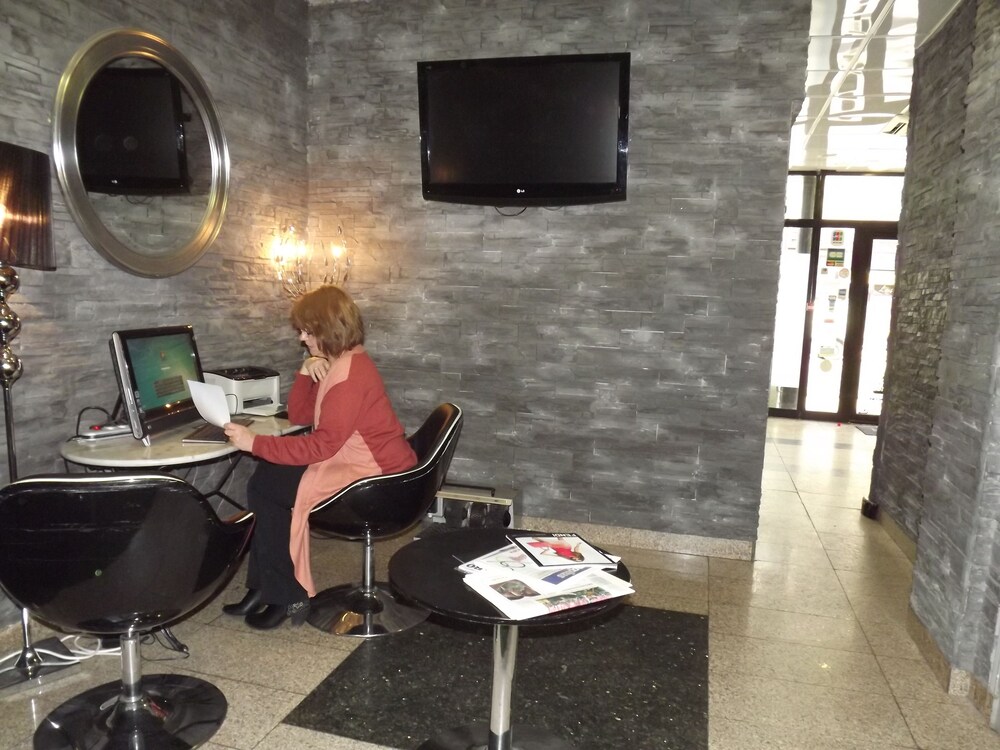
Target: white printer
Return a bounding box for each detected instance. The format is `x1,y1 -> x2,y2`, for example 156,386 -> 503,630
203,366 -> 282,416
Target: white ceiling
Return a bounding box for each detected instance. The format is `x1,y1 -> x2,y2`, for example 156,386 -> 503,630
790,0 -> 960,172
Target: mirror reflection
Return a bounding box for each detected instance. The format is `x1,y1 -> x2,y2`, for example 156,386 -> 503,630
79,59 -> 211,257
53,29 -> 230,277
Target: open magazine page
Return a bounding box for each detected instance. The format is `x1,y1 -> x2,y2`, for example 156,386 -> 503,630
507,532 -> 618,568
456,544 -> 534,575
457,544 -> 619,580
463,567 -> 634,621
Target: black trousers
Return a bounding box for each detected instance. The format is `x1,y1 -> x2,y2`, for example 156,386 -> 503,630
245,460 -> 309,605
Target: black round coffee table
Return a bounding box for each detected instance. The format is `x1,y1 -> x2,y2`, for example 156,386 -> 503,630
388,527 -> 631,750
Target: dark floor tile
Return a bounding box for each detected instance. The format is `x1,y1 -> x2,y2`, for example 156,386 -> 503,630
285,605 -> 707,750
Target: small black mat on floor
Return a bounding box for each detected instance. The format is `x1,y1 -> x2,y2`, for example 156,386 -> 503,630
284,605 -> 708,749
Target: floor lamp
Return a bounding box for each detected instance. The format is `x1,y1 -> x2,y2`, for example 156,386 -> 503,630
0,140 -> 73,690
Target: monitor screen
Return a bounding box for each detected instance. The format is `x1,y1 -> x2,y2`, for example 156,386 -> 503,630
417,52 -> 630,207
110,325 -> 205,441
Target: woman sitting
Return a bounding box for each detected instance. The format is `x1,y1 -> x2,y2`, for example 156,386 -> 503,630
223,285 -> 416,629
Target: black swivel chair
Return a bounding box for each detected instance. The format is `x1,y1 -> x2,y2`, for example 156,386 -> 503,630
306,402 -> 463,637
0,473 -> 253,750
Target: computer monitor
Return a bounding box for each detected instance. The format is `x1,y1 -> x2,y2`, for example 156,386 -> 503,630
109,325 -> 206,442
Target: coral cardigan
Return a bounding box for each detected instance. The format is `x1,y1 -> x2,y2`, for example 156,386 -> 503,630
251,346 -> 416,597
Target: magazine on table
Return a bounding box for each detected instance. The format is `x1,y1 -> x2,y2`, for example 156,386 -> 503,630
457,541 -> 620,576
463,567 -> 634,621
507,532 -> 618,569
457,544 -> 595,586
456,543 -> 535,575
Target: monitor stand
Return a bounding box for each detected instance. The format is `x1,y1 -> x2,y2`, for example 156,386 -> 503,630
114,397 -> 151,446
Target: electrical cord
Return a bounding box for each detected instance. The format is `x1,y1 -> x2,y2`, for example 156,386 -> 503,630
492,206 -> 564,216
62,634 -> 120,659
0,634 -> 121,674
494,206 -> 527,216
0,628 -> 191,674
73,405 -> 112,438
140,630 -> 190,661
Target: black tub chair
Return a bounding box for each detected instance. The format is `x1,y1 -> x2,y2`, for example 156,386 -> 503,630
306,402 -> 463,637
0,472 -> 254,750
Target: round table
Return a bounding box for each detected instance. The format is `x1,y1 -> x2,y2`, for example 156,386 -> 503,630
59,415 -> 302,508
388,527 -> 630,750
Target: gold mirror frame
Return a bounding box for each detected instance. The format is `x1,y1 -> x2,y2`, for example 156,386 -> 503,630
52,29 -> 230,278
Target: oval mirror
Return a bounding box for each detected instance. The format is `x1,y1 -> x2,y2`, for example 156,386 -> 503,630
52,29 -> 230,277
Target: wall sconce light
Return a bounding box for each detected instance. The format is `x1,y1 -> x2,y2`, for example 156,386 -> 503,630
318,225 -> 353,288
269,223 -> 353,299
270,224 -> 310,299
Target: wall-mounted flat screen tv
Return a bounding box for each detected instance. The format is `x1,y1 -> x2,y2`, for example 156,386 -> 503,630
417,52 -> 630,207
77,67 -> 190,196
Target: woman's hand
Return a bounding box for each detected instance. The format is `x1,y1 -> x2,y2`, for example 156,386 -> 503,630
224,421 -> 257,452
300,356 -> 330,382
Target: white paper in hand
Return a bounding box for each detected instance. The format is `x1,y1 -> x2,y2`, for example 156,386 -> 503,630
186,380 -> 232,428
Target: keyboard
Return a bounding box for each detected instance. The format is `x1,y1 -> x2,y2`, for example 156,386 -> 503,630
181,417 -> 253,444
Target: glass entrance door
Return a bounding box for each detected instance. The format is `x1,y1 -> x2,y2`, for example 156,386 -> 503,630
769,172 -> 901,423
799,228 -> 896,421
855,237 -> 896,416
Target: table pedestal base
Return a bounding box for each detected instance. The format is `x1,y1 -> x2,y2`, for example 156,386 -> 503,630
388,532 -> 628,750
419,623 -> 574,750
418,722 -> 575,750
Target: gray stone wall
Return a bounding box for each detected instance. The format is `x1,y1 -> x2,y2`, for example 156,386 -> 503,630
0,0 -> 310,624
974,0 -> 1000,684
868,0 -> 972,539
307,0 -> 810,540
0,0 -> 810,628
925,0 -> 1000,681
874,0 -> 1000,685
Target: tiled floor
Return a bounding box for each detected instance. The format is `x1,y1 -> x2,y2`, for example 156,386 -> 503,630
3,418 -> 1000,749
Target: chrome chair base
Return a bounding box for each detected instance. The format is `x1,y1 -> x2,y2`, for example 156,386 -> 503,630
307,582 -> 429,637
33,674 -> 227,750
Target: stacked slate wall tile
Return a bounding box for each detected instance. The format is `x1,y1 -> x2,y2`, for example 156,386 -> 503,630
0,0 -> 310,625
307,0 -> 810,541
971,0 -> 1000,685
868,0 -> 972,539
873,0 -> 1000,689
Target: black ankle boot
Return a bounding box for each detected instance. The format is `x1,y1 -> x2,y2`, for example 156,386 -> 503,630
245,600 -> 310,630
222,588 -> 263,617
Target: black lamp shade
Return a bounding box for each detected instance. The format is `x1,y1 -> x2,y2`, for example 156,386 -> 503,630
0,141 -> 55,271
